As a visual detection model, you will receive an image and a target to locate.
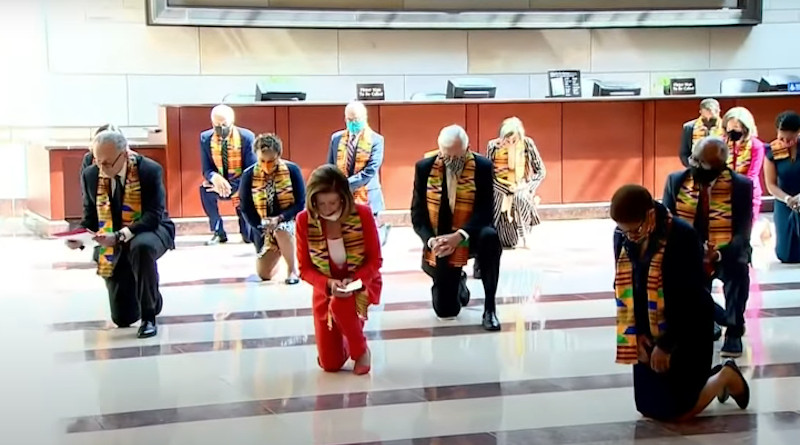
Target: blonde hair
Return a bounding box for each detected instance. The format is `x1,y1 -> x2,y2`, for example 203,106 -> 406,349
722,107 -> 758,138
499,116 -> 526,140
305,164 -> 355,220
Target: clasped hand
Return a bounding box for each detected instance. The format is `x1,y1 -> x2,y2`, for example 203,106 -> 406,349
430,233 -> 462,258
637,335 -> 671,373
328,278 -> 355,298
206,173 -> 232,198
263,217 -> 280,233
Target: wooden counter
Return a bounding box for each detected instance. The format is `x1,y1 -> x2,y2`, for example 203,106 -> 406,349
162,93 -> 797,218
26,142 -> 166,223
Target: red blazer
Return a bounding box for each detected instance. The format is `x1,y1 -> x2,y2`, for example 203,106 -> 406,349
296,204 -> 383,305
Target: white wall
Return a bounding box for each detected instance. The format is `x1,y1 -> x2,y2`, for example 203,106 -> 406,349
1,0 -> 799,199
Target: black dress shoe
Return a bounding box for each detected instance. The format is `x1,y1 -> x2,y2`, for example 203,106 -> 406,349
285,277 -> 300,285
206,233 -> 228,246
713,323 -> 722,341
482,311 -> 501,331
458,272 -> 470,307
721,336 -> 743,358
723,359 -> 750,409
137,320 -> 158,339
710,364 -> 729,403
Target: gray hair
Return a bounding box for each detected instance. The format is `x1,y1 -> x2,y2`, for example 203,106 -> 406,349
499,116 -> 526,140
699,98 -> 720,113
211,104 -> 235,123
691,136 -> 729,165
437,124 -> 469,151
92,130 -> 128,153
345,101 -> 368,120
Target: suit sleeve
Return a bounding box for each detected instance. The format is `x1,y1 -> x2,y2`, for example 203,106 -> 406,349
238,168 -> 262,231
326,136 -> 337,165
296,212 -> 331,292
280,163 -> 306,222
242,131 -> 257,169
200,134 -> 216,182
461,160 -> 494,238
353,206 -> 383,283
661,176 -> 677,214
656,225 -> 713,353
679,124 -> 692,168
348,136 -> 384,190
80,169 -> 99,232
524,140 -> 546,194
128,161 -> 166,235
411,162 -> 436,246
718,178 -> 753,262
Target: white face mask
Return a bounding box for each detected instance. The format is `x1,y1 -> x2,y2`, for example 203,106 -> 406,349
320,209 -> 343,222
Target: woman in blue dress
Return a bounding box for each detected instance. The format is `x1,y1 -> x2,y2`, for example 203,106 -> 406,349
764,111 -> 800,263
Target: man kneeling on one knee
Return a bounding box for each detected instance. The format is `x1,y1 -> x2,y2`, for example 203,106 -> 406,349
411,124 -> 501,331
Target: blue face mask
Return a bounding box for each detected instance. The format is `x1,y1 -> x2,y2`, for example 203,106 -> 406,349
346,120 -> 365,135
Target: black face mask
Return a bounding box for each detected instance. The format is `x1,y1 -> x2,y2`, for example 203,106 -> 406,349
214,125 -> 231,138
703,117 -> 718,128
727,130 -> 744,142
691,166 -> 722,185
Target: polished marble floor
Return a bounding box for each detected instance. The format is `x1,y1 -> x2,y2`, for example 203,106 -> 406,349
1,217 -> 800,444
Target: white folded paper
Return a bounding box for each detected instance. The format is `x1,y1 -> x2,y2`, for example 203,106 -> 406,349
336,279 -> 363,293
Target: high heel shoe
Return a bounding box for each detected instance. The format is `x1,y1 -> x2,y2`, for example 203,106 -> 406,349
353,349 -> 371,375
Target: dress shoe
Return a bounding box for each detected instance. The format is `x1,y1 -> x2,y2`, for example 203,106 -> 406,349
482,311 -> 501,331
721,336 -> 743,358
713,323 -> 722,341
710,364 -> 729,403
137,320 -> 158,339
285,277 -> 300,285
242,235 -> 252,244
206,233 -> 228,246
723,359 -> 750,409
473,261 -> 482,280
458,272 -> 470,307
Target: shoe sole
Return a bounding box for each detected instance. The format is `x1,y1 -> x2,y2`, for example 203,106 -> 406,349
723,360 -> 750,410
720,350 -> 743,358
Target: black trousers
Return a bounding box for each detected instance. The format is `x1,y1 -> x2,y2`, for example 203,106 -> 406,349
104,232 -> 168,327
422,226 -> 501,318
710,260 -> 750,338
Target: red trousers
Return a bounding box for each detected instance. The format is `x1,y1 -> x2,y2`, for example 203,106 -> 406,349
313,290 -> 368,372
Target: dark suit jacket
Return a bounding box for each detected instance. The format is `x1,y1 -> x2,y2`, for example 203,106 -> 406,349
81,155 -> 176,250
661,168 -> 753,265
238,160 -> 306,232
326,129 -> 385,214
200,126 -> 257,188
410,153 -> 495,248
679,121 -> 695,168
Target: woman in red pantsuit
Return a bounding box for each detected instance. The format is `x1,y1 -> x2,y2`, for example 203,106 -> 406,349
296,165 -> 383,375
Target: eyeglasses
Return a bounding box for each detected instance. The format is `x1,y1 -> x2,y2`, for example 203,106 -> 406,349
688,155 -> 712,170
98,151 -> 124,170
619,220 -> 647,239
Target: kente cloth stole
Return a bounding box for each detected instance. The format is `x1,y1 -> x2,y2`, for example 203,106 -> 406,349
727,138 -> 753,174
96,154 -> 142,278
211,127 -> 243,180
614,226 -> 669,365
252,161 -> 294,249
769,139 -> 795,161
335,128 -> 373,205
424,152 -> 476,268
493,140 -> 529,188
692,117 -> 724,146
307,212 -> 370,329
675,170 -> 733,248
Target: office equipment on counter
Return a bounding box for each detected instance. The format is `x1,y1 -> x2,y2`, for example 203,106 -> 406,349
446,78 -> 496,99
592,81 -> 641,97
548,70 -> 582,98
720,78 -> 760,94
758,75 -> 800,93
255,83 -> 307,101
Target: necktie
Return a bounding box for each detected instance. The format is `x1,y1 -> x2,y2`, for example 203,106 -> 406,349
112,176 -> 124,231
221,138 -> 229,179
347,135 -> 357,175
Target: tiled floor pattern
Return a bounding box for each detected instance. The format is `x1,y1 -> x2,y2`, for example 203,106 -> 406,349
1,218 -> 799,444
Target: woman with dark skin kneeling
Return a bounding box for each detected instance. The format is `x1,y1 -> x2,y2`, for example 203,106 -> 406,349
296,165 -> 383,375
610,184 -> 749,421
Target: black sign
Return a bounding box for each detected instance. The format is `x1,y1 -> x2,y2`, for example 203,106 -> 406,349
669,78 -> 696,96
547,70 -> 582,98
356,83 -> 385,101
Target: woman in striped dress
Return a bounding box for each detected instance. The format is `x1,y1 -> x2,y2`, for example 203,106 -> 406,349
486,117 -> 546,249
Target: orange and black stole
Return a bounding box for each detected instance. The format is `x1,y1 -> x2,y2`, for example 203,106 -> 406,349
424,152 -> 476,268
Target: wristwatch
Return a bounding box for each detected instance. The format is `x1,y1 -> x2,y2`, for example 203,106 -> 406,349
114,231 -> 124,243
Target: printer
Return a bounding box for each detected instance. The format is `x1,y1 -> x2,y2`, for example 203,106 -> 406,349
592,81 -> 642,97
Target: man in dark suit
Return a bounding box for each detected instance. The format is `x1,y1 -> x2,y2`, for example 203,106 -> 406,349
411,124 -> 501,331
662,136 -> 753,357
326,101 -> 390,245
67,130 -> 176,339
680,98 -> 723,167
199,104 -> 257,245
